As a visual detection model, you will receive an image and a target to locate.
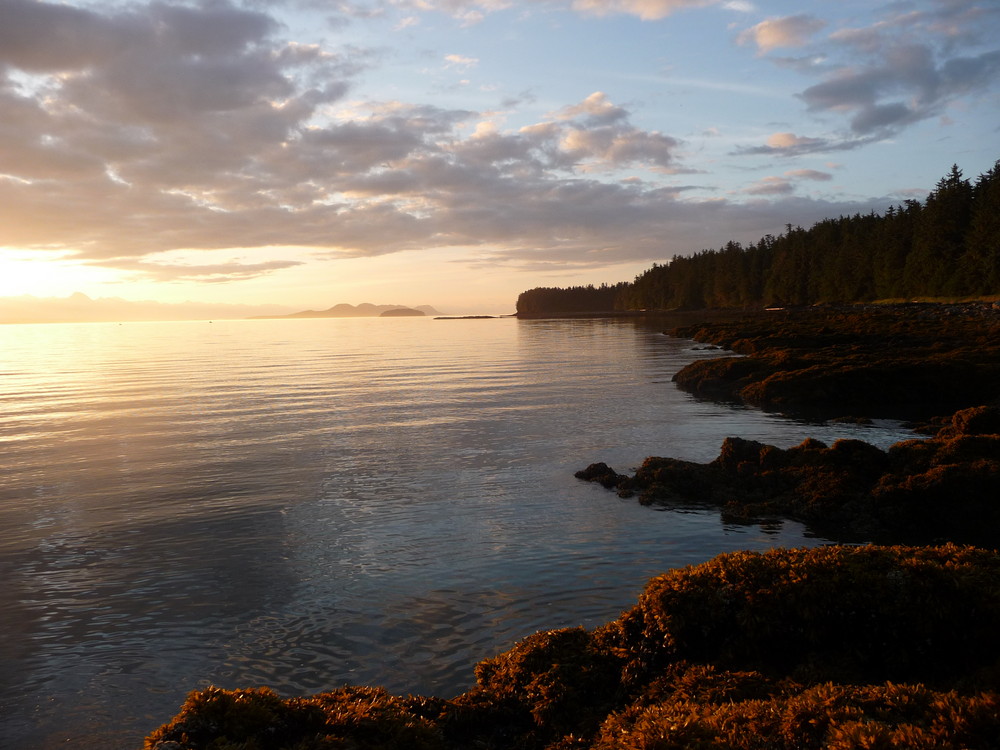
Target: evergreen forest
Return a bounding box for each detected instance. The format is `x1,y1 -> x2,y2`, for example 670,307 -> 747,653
515,160 -> 1000,314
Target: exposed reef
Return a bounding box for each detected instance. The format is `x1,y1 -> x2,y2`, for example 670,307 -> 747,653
434,315 -> 502,319
670,302 -> 1000,422
577,404 -> 1000,546
146,545 -> 1000,749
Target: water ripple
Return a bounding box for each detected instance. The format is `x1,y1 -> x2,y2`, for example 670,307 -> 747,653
0,317 -> 916,748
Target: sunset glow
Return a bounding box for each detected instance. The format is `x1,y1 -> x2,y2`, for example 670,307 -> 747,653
0,249 -> 123,298
1,0 -> 998,319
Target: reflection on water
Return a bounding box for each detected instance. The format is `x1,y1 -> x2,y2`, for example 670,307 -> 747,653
0,317 -> 916,748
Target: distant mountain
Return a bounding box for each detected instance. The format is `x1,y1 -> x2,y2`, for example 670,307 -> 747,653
256,303 -> 442,319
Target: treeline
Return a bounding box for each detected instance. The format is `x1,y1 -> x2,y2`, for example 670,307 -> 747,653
516,160 -> 1000,314
515,282 -> 631,315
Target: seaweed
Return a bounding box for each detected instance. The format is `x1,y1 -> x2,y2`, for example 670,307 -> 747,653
670,303 -> 1000,422
146,545 -> 1000,750
578,405 -> 1000,546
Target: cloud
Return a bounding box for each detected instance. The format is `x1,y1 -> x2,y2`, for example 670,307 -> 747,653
738,14 -> 826,54
744,176 -> 794,195
730,3 -> 1000,149
734,131 -> 846,156
733,130 -> 880,156
0,0 -> 280,73
534,93 -> 684,172
386,0 -> 722,22
444,53 -> 479,69
385,0 -> 512,25
785,169 -> 833,181
88,258 -> 305,283
554,91 -> 628,125
828,26 -> 885,54
1,0 -> 987,286
768,133 -> 821,150
568,0 -> 719,20
798,42 -> 1000,135
0,42 -> 687,269
5,9 -> 879,280
559,127 -> 681,170
743,168 -> 839,197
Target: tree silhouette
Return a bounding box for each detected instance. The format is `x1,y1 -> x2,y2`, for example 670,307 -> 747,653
517,160 -> 1000,315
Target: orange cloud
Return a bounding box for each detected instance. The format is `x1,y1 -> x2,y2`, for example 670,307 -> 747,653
738,14 -> 826,54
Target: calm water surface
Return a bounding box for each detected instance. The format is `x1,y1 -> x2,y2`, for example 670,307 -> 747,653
0,317 -> 916,749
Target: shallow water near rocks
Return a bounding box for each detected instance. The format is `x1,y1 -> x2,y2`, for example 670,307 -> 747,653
0,316 -> 916,748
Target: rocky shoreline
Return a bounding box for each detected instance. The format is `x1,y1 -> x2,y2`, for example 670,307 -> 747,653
146,303 -> 1000,749
577,404 -> 1000,546
576,302 -> 1000,547
669,302 -> 1000,422
147,545 -> 1000,750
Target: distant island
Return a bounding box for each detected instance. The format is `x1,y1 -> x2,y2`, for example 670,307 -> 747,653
379,307 -> 425,317
252,303 -> 441,319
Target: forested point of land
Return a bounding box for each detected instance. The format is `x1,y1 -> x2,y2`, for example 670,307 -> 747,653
516,160 -> 1000,315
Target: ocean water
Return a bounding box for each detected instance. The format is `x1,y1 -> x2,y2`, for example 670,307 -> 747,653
0,316 -> 917,749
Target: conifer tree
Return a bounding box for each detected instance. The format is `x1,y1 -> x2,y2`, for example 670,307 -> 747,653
517,161 -> 998,314
963,160 -> 1000,295
904,165 -> 973,296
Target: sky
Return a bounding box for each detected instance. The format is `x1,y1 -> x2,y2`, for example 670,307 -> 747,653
1,0 -> 999,318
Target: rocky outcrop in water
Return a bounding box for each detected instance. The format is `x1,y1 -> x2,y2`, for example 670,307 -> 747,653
577,404 -> 1000,546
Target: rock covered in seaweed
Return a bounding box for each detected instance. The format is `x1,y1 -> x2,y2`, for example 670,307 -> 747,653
670,304 -> 1000,421
578,405 -> 1000,545
573,462 -> 624,489
146,545 -> 1000,750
